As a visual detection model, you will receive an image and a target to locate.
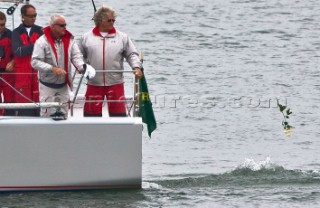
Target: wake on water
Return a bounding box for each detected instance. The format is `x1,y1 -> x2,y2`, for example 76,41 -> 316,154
144,157 -> 320,189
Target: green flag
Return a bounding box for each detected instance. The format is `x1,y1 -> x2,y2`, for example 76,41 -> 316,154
139,67 -> 157,138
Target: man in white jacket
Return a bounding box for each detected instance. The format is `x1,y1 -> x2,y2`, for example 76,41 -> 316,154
31,14 -> 95,119
79,5 -> 143,117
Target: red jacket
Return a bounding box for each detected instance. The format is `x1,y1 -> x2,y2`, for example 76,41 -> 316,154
12,23 -> 43,87
0,28 -> 13,71
12,23 -> 43,102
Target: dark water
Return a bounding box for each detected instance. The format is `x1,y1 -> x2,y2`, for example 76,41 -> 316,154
1,0 -> 320,207
0,163 -> 320,207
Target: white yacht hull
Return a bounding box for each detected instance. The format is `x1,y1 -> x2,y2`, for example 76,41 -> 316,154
0,116 -> 142,191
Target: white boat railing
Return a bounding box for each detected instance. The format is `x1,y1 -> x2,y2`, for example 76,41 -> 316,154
0,102 -> 65,109
0,0 -> 25,3
70,69 -> 140,117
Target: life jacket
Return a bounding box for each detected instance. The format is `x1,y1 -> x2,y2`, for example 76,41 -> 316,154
42,26 -> 72,86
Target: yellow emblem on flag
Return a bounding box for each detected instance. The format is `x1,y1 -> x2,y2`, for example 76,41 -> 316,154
141,92 -> 150,101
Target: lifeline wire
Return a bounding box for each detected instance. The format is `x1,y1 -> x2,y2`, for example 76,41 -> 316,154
0,76 -> 40,106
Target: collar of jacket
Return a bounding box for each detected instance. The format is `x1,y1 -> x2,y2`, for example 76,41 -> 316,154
17,23 -> 30,34
0,28 -> 10,39
92,26 -> 116,38
43,26 -> 72,86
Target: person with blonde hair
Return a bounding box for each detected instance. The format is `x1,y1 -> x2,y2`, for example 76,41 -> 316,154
79,5 -> 143,117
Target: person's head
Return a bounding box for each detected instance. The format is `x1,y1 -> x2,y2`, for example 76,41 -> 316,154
21,4 -> 37,27
49,14 -> 67,39
93,5 -> 116,32
0,11 -> 6,33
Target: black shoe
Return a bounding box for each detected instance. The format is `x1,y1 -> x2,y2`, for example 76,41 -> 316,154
50,111 -> 66,121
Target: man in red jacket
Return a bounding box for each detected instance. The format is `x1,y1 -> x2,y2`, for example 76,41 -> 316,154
0,11 -> 14,116
12,4 -> 43,116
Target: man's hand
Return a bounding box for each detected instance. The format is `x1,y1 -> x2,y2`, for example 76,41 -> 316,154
5,60 -> 14,72
52,66 -> 66,76
133,67 -> 143,79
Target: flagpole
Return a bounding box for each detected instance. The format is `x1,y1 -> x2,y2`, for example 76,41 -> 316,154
134,52 -> 143,117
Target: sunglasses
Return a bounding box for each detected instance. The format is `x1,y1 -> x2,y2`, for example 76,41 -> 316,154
25,13 -> 37,18
55,23 -> 67,28
103,19 -> 116,23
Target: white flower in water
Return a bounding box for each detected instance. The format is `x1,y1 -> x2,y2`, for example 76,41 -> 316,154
284,128 -> 292,136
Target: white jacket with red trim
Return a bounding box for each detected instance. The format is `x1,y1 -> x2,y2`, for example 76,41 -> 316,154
79,27 -> 141,86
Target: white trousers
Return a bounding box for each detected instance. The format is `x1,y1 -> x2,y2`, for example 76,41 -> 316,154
39,83 -> 69,118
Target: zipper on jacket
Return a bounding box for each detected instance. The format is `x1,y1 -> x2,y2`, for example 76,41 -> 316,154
102,37 -> 106,86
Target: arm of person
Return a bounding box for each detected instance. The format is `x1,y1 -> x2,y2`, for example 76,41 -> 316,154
78,35 -> 88,63
71,39 -> 96,79
123,35 -> 143,79
70,40 -> 85,73
31,38 -> 56,72
12,30 -> 34,57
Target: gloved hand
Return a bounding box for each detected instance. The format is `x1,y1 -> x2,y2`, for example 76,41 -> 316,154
82,64 -> 96,80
